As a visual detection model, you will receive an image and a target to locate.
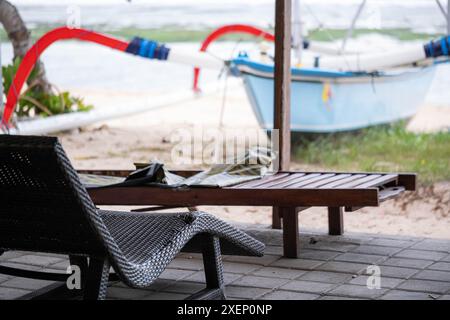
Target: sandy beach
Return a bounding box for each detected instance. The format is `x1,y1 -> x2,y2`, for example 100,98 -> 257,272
56,82 -> 450,240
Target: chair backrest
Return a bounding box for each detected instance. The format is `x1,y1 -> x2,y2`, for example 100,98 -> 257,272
0,135 -> 106,255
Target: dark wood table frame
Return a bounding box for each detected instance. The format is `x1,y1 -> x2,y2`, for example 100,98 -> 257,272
81,169 -> 416,258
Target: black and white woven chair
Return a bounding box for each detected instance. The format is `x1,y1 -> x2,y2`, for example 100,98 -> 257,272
0,135 -> 264,300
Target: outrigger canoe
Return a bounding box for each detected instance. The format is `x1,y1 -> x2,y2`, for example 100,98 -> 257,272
231,58 -> 437,132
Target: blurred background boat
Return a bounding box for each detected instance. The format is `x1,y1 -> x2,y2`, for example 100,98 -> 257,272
2,0 -> 450,134
194,0 -> 450,133
232,58 -> 438,132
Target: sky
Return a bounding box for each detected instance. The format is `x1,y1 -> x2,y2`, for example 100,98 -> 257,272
10,0 -> 445,6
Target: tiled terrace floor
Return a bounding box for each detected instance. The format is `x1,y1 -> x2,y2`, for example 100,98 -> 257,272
1,226 -> 450,300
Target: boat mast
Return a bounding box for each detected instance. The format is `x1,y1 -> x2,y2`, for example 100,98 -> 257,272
0,48 -> 2,109
341,0 -> 367,54
292,0 -> 302,65
435,0 -> 450,34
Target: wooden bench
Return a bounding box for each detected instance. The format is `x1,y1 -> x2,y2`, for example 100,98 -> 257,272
82,169 -> 416,258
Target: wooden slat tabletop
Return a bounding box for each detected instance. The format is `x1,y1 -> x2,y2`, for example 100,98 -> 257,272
334,174 -> 382,189
231,172 -> 399,190
81,170 -> 415,207
267,173 -> 318,188
355,174 -> 398,189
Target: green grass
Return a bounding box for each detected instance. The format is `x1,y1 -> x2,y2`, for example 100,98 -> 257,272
0,26 -> 442,43
109,27 -> 263,43
307,28 -> 442,42
0,26 -> 268,43
293,123 -> 450,184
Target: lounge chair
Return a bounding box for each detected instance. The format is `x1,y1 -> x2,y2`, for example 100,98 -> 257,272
0,135 -> 264,300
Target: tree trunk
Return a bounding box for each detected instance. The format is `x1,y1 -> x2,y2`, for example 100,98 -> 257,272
0,0 -> 51,94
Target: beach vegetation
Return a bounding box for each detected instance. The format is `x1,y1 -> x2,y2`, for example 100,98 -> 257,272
2,58 -> 93,119
293,123 -> 450,184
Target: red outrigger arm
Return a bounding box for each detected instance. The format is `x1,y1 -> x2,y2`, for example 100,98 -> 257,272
1,27 -> 130,126
1,25 -> 272,125
1,26 -> 175,126
193,24 -> 274,92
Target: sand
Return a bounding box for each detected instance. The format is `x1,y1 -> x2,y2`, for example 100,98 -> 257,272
57,83 -> 450,240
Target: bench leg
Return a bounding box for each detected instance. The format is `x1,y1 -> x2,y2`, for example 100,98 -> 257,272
328,207 -> 344,235
272,207 -> 283,229
282,207 -> 299,258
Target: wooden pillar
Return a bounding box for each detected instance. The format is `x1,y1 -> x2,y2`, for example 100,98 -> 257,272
272,0 -> 292,229
274,0 -> 292,169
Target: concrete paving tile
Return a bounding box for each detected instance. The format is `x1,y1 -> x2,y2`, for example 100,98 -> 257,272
397,279 -> 450,294
252,267 -> 305,280
112,279 -> 175,292
233,275 -> 288,289
106,287 -> 154,300
369,239 -> 415,248
380,290 -> 436,300
334,253 -> 385,264
223,254 -> 280,266
319,295 -> 366,300
222,262 -> 261,274
302,241 -> 358,253
225,286 -> 271,299
299,271 -> 354,284
347,275 -> 404,289
280,280 -> 335,294
328,284 -> 387,299
371,266 -> 419,279
48,261 -> 70,270
158,268 -> 196,281
351,245 -> 402,256
394,249 -> 447,261
412,270 -> 450,282
297,250 -> 340,261
261,290 -> 319,300
381,257 -> 433,269
428,262 -> 450,272
0,287 -> 31,300
270,258 -> 323,270
163,281 -> 205,294
144,292 -> 189,300
1,278 -> 55,291
184,271 -> 241,285
0,251 -> 26,262
410,240 -> 450,253
167,258 -> 204,271
8,255 -> 63,267
264,246 -> 283,256
317,261 -> 368,274
1,262 -> 44,271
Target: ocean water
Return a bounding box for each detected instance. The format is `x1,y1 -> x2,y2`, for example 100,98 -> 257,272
11,0 -> 449,34
1,1 -> 449,107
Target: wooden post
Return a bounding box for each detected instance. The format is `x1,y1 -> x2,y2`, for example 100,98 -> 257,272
282,207 -> 298,258
272,0 -> 292,229
328,207 -> 344,235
